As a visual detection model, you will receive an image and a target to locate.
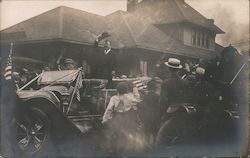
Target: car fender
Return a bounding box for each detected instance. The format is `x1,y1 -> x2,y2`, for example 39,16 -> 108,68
17,90 -> 60,108
167,103 -> 197,114
16,92 -> 82,138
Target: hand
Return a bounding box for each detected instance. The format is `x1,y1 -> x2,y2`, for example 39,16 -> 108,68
96,32 -> 111,42
102,121 -> 109,128
156,64 -> 160,68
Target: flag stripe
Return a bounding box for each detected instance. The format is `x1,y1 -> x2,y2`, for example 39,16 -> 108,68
5,66 -> 12,71
4,71 -> 12,77
133,79 -> 147,90
136,83 -> 143,87
4,43 -> 13,81
5,76 -> 12,80
133,80 -> 142,84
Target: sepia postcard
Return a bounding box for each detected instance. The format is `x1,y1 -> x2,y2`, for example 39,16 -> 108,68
0,0 -> 249,157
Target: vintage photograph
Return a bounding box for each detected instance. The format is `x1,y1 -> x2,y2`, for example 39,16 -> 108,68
0,0 -> 249,157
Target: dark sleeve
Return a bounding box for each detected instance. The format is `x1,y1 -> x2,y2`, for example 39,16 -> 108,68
160,82 -> 168,111
111,52 -> 116,71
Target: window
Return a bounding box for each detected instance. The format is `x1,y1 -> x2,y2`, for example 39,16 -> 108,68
191,30 -> 196,45
206,35 -> 210,48
191,30 -> 210,49
140,60 -> 147,76
201,33 -> 205,47
197,32 -> 200,46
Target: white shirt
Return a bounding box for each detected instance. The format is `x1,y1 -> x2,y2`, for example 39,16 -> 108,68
102,93 -> 140,123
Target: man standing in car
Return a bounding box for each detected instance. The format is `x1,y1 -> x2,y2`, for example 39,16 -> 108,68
90,32 -> 116,88
160,58 -> 189,116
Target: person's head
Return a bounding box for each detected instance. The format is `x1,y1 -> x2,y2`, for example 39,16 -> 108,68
195,67 -> 206,80
44,66 -> 50,71
21,68 -> 29,74
64,58 -> 76,70
12,72 -> 20,81
221,45 -> 237,62
164,58 -> 183,73
116,82 -> 128,95
104,40 -> 111,50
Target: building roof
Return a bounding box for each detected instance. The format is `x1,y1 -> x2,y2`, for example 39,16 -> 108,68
131,0 -> 224,34
1,4 -> 223,59
0,6 -> 108,46
106,10 -> 220,59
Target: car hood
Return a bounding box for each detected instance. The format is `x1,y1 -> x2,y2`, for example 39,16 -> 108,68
41,85 -> 70,95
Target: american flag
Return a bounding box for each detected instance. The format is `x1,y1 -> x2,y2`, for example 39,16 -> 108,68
4,43 -> 13,81
133,79 -> 147,90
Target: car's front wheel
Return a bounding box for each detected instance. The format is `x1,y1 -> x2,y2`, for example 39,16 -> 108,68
12,108 -> 51,157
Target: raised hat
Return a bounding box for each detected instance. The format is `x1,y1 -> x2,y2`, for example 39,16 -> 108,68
164,58 -> 183,69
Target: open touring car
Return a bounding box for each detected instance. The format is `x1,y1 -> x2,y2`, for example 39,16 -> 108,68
12,68 -> 150,157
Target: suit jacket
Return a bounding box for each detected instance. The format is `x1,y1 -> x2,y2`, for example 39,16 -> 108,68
90,41 -> 116,79
160,73 -> 189,109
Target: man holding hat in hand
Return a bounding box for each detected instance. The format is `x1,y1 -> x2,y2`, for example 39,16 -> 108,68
90,32 -> 116,88
160,58 -> 189,115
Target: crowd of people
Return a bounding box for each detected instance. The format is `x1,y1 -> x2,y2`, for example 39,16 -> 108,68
7,31 -> 247,154
99,43 -> 247,153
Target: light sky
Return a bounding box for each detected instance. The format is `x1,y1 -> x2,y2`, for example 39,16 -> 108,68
186,0 -> 249,50
0,0 -> 249,48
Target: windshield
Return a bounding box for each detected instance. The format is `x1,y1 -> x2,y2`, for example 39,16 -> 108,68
38,70 -> 78,85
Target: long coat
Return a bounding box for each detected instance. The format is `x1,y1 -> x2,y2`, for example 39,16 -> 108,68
89,41 -> 116,82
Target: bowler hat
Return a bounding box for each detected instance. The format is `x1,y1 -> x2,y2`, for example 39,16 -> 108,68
164,58 -> 183,69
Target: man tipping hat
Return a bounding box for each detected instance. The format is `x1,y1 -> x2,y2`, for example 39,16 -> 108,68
90,32 -> 116,88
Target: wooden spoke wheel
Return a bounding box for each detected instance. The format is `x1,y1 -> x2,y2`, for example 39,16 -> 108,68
13,108 -> 50,157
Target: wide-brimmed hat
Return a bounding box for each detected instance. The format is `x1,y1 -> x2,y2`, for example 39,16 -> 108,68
164,58 -> 183,69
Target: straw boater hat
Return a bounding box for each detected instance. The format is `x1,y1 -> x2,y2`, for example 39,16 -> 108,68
164,58 -> 183,69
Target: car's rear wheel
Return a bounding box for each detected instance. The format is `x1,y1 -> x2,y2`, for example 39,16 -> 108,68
155,117 -> 185,146
12,108 -> 51,157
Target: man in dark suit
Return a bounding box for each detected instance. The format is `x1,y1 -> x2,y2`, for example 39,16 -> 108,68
160,58 -> 189,114
90,32 -> 116,88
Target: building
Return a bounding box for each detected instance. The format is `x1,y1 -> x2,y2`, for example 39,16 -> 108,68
0,0 -> 224,77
